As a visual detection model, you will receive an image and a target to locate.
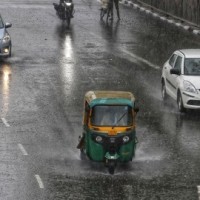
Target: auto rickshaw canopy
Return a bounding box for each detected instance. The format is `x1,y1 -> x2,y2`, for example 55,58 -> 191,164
84,91 -> 136,108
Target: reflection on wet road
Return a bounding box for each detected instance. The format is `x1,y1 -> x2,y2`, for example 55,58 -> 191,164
60,31 -> 75,94
0,63 -> 11,117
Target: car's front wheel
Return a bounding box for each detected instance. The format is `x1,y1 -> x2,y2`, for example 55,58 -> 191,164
177,92 -> 186,113
161,81 -> 168,101
9,45 -> 12,57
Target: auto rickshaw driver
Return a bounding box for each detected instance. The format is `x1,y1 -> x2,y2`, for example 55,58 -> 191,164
94,105 -> 129,127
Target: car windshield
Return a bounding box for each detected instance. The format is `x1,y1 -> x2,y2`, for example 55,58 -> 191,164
0,16 -> 4,28
91,105 -> 133,127
184,58 -> 200,75
0,22 -> 3,29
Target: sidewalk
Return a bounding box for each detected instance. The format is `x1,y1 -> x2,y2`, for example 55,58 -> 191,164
119,0 -> 200,36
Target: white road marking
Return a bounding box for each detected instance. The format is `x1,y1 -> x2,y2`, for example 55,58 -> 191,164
145,10 -> 151,14
175,23 -> 181,27
1,118 -> 10,127
140,7 -> 145,11
160,16 -> 166,21
133,4 -> 139,8
167,19 -> 174,23
183,25 -> 190,30
197,186 -> 200,200
119,48 -> 160,70
82,26 -> 160,70
193,30 -> 200,35
153,13 -> 158,17
127,1 -> 133,6
35,175 -> 44,189
18,143 -> 28,156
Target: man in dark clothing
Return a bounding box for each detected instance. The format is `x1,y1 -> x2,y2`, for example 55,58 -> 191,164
113,0 -> 120,19
59,0 -> 74,18
108,0 -> 114,20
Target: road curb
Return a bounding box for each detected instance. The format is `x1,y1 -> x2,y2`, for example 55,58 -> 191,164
120,0 -> 200,36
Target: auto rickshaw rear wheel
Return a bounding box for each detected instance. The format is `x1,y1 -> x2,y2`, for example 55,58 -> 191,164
80,149 -> 87,160
177,91 -> 186,113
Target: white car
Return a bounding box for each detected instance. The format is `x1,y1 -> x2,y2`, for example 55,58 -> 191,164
161,49 -> 200,112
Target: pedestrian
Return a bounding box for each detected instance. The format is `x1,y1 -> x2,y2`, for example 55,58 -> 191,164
113,0 -> 120,20
107,0 -> 114,21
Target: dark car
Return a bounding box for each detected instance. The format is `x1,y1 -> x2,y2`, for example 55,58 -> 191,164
0,14 -> 12,58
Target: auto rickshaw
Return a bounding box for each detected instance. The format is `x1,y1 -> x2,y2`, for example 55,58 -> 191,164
77,91 -> 139,174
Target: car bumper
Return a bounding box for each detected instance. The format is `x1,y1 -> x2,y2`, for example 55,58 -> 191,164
182,91 -> 200,109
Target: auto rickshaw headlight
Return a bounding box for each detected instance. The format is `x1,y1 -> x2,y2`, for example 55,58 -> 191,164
96,136 -> 103,142
123,136 -> 129,143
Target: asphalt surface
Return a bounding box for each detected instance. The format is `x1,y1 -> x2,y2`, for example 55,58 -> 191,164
0,0 -> 200,199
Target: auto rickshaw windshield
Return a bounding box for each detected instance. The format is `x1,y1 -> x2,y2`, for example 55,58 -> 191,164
91,105 -> 133,127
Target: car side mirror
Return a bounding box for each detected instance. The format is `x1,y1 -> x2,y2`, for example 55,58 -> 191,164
5,23 -> 12,28
170,68 -> 181,75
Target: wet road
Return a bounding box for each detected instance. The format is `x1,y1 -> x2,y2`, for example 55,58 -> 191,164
1,0 -> 200,199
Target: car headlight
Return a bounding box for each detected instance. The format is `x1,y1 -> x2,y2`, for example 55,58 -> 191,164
2,33 -> 10,43
183,80 -> 197,94
123,136 -> 129,143
96,136 -> 102,142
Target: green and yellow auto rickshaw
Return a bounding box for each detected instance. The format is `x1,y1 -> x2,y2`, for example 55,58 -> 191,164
77,91 -> 139,174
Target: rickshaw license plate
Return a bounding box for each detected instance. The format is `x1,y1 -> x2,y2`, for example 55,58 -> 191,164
110,138 -> 116,143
